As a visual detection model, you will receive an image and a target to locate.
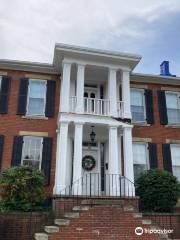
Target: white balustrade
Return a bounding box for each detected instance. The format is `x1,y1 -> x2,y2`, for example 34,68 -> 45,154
69,96 -> 124,117
117,101 -> 124,118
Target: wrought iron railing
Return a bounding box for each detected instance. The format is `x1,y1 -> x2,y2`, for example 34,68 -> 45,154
59,173 -> 135,198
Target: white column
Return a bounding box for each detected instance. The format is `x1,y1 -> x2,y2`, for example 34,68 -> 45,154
108,68 -> 117,117
73,122 -> 83,195
53,122 -> 69,194
123,126 -> 135,196
76,64 -> 85,113
60,61 -> 71,112
121,70 -> 132,119
108,125 -> 119,196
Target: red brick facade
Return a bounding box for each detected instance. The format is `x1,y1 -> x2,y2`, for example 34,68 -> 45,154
132,82 -> 180,169
0,69 -> 180,195
0,69 -> 60,194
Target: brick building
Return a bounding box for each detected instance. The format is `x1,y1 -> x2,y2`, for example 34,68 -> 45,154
0,43 -> 179,196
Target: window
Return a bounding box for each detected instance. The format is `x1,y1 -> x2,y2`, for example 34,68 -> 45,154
171,144 -> 180,181
21,136 -> 43,169
131,89 -> 146,122
27,79 -> 47,116
166,91 -> 180,124
133,142 -> 149,181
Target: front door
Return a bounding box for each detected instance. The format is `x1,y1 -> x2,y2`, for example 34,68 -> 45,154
82,143 -> 100,195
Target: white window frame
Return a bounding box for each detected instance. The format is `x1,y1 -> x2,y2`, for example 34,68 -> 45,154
170,144 -> 180,181
26,79 -> 47,116
165,91 -> 180,125
133,142 -> 149,180
21,136 -> 43,170
131,88 -> 146,123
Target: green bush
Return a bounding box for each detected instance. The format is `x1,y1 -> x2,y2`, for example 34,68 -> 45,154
0,166 -> 45,212
136,169 -> 180,212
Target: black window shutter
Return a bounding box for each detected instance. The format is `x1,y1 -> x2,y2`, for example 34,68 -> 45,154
0,135 -> 4,170
0,76 -> 11,114
17,78 -> 29,115
162,144 -> 172,173
145,89 -> 154,124
42,137 -> 53,185
45,81 -> 56,117
11,136 -> 23,166
148,143 -> 158,169
158,91 -> 168,125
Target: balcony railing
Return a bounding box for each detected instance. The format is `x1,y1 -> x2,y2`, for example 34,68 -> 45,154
70,96 -> 124,117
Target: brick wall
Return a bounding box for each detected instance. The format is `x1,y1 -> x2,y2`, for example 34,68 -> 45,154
0,212 -> 52,240
0,69 -> 60,194
132,82 -> 180,169
144,213 -> 180,238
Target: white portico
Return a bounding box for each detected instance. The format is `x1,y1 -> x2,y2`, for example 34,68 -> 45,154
53,44 -> 141,197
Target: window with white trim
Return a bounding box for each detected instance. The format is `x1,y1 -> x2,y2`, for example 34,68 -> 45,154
27,79 -> 47,116
21,136 -> 43,169
130,89 -> 146,122
133,142 -> 149,181
171,144 -> 180,181
166,91 -> 180,124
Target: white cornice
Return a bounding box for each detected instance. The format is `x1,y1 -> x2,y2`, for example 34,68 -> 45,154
131,72 -> 180,85
0,59 -> 58,74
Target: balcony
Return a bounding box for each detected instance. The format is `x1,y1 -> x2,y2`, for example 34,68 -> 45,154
70,96 -> 124,117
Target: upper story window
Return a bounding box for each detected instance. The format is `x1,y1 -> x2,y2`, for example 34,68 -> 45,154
131,89 -> 146,122
166,91 -> 180,125
133,142 -> 149,181
17,78 -> 56,117
170,144 -> 180,181
27,80 -> 47,116
21,136 -> 43,169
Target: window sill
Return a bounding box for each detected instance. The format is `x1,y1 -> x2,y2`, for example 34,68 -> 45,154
22,115 -> 48,120
132,121 -> 150,127
165,124 -> 180,129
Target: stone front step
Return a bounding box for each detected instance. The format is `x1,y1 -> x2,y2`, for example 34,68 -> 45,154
133,212 -> 143,218
54,218 -> 70,226
64,212 -> 79,218
44,225 -> 59,233
34,232 -> 48,240
142,219 -> 152,225
123,206 -> 134,212
73,205 -> 89,211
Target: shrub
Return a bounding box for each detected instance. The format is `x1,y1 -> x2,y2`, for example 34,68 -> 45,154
0,166 -> 45,212
136,169 -> 180,212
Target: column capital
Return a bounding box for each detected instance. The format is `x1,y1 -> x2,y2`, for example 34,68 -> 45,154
123,124 -> 133,130
77,62 -> 86,67
62,60 -> 72,66
74,121 -> 84,126
108,125 -> 119,129
120,67 -> 131,73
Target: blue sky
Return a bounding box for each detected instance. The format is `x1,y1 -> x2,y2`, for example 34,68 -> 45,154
0,0 -> 180,75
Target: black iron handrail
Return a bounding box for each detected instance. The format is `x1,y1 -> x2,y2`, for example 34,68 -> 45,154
59,173 -> 135,198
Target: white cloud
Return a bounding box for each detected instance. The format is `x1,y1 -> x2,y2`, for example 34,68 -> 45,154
0,0 -> 180,63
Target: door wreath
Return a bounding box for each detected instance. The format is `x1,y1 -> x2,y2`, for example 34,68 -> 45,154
82,155 -> 96,171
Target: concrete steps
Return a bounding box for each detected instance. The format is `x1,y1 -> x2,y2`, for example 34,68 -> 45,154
34,233 -> 48,240
34,202 -> 169,240
54,218 -> 70,226
64,212 -> 79,218
44,226 -> 59,234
